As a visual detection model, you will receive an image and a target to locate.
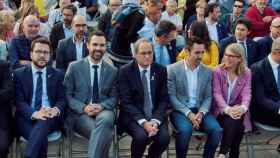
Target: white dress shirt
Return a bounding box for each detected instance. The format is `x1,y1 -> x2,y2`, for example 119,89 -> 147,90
206,19 -> 219,44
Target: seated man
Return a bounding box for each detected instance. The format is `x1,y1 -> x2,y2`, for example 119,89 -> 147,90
0,60 -> 13,158
251,37 -> 280,127
257,17 -> 280,58
64,30 -> 117,158
9,15 -> 40,69
167,36 -> 222,158
14,37 -> 65,158
118,38 -> 170,158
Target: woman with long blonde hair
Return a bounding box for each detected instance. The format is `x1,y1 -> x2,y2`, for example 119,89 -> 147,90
211,43 -> 252,158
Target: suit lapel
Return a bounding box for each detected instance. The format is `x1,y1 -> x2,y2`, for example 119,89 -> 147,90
132,61 -> 144,97
25,65 -> 33,103
197,65 -> 204,100
180,61 -> 189,97
229,75 -> 245,104
264,58 -> 278,93
69,39 -> 77,60
82,58 -> 91,90
82,43 -> 88,57
150,64 -> 156,105
46,66 -> 53,105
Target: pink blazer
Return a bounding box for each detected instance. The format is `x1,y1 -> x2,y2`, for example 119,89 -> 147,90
211,66 -> 252,131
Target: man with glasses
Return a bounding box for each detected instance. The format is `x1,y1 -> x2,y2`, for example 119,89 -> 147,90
56,15 -> 89,73
14,37 -> 65,158
221,0 -> 245,35
167,36 -> 222,158
245,0 -> 279,38
117,38 -> 170,158
257,17 -> 280,57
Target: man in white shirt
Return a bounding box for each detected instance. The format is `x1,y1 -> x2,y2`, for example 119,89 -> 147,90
167,36 -> 222,158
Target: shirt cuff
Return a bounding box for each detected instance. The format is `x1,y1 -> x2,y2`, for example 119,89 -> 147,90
151,119 -> 161,126
54,107 -> 61,116
278,107 -> 280,115
137,119 -> 147,126
240,105 -> 248,114
224,105 -> 230,114
31,111 -> 37,120
184,109 -> 191,118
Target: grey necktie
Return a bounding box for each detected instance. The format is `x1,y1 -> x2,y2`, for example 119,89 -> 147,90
141,69 -> 153,119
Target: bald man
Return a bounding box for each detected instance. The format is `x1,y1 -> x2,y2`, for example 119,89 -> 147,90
56,15 -> 89,72
257,17 -> 280,59
9,15 -> 41,69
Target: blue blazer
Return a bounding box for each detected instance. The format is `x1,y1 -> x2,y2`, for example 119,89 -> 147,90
14,65 -> 65,120
219,36 -> 260,66
216,21 -> 228,43
56,37 -> 89,73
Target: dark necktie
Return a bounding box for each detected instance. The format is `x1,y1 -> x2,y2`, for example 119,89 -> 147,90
34,71 -> 42,111
92,65 -> 99,103
277,65 -> 280,94
141,69 -> 152,119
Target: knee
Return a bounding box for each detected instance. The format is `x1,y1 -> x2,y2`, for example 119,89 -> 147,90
157,132 -> 170,147
96,111 -> 115,128
176,124 -> 193,139
133,131 -> 149,145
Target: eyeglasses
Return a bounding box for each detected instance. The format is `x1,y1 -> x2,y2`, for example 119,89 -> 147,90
138,51 -> 153,56
224,53 -> 241,58
234,5 -> 243,8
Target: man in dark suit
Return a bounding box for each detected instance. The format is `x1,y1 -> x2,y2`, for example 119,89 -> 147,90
0,60 -> 14,158
14,37 -> 65,158
205,2 -> 228,45
56,15 -> 89,72
219,18 -> 259,66
117,38 -> 170,158
251,37 -> 280,127
49,4 -> 77,59
257,17 -> 280,59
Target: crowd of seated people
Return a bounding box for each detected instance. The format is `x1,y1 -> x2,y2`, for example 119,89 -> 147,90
0,0 -> 280,158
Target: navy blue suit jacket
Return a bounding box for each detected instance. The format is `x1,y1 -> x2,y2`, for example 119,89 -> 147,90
257,35 -> 273,59
14,65 -> 65,120
117,60 -> 169,128
219,36 -> 260,66
216,22 -> 228,43
56,37 -> 89,73
251,57 -> 280,125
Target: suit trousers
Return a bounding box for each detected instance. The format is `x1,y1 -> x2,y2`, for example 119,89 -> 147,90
16,116 -> 61,158
74,110 -> 115,158
217,114 -> 244,158
124,120 -> 170,158
170,110 -> 222,158
0,128 -> 11,158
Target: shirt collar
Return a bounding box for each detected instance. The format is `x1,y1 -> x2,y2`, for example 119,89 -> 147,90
205,18 -> 217,26
138,64 -> 151,74
63,23 -> 71,30
145,17 -> 156,27
88,56 -> 102,68
184,59 -> 200,72
268,54 -> 279,69
72,36 -> 85,43
31,63 -> 47,75
237,39 -> 247,43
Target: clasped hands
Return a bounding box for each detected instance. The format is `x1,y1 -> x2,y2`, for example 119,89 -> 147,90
188,112 -> 203,130
143,121 -> 159,137
84,103 -> 104,116
226,105 -> 245,120
32,107 -> 60,120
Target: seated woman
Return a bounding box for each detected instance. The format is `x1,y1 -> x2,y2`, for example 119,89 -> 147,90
176,21 -> 219,68
211,43 -> 252,158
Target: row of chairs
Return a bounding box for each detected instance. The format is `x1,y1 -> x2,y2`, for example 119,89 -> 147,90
8,121 -> 280,158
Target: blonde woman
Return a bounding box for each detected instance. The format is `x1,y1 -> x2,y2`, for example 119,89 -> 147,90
211,43 -> 252,158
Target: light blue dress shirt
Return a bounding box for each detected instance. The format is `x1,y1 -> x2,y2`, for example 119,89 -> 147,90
31,64 -> 50,109
138,18 -> 156,40
63,24 -> 74,39
152,37 -> 171,66
73,37 -> 84,61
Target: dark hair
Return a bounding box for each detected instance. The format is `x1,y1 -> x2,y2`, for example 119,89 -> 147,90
234,17 -> 252,30
205,2 -> 219,17
62,4 -> 77,15
186,36 -> 205,51
87,30 -> 106,43
134,38 -> 153,54
188,21 -> 211,50
234,0 -> 245,6
155,20 -> 177,37
31,37 -> 52,53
